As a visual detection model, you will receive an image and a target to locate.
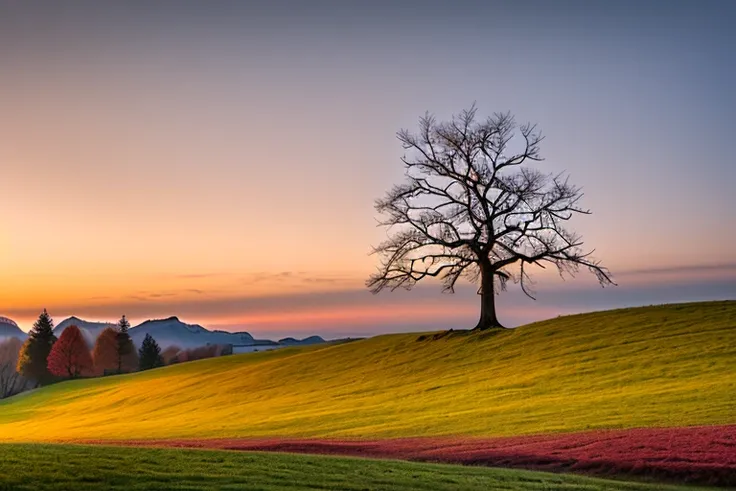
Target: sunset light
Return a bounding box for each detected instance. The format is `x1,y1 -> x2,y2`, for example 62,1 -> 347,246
0,2 -> 733,489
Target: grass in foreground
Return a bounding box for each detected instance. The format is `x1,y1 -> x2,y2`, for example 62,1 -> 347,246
0,301 -> 734,440
0,444 -> 715,491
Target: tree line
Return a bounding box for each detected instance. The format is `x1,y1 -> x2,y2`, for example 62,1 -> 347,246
15,310 -> 163,382
0,310 -> 231,398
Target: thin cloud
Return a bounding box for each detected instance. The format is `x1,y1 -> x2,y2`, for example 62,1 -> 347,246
146,293 -> 177,299
128,292 -> 179,301
303,276 -> 355,284
241,271 -> 359,287
166,272 -> 230,280
617,262 -> 736,277
243,272 -> 293,284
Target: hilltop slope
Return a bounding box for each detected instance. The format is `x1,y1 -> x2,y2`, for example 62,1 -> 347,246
0,301 -> 733,441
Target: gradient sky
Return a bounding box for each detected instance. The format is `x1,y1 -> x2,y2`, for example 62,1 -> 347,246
1,1 -> 734,338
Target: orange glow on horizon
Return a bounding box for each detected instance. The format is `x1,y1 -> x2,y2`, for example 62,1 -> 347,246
212,303 -> 477,327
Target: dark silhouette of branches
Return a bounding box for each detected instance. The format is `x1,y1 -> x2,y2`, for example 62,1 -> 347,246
368,105 -> 614,329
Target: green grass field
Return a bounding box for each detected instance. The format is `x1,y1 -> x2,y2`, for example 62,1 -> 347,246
0,443 -> 715,491
0,301 -> 733,441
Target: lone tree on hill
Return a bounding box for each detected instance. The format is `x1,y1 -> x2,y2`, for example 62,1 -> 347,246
138,334 -> 163,371
368,106 -> 614,330
115,315 -> 137,373
47,325 -> 93,379
16,309 -> 58,384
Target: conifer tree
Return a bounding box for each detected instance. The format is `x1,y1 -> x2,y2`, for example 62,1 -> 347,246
115,315 -> 137,373
16,309 -> 57,385
138,334 -> 163,371
118,314 -> 130,334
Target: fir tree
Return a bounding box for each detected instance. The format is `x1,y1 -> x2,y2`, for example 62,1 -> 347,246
16,309 -> 57,385
138,334 -> 163,371
117,314 -> 130,334
115,315 -> 136,373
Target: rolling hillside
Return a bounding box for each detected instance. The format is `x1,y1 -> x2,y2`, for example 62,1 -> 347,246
0,301 -> 733,442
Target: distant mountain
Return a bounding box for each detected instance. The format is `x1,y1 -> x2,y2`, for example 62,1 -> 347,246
46,315 -> 325,352
252,339 -> 280,346
0,316 -> 26,342
129,316 -> 255,349
54,317 -> 114,348
278,336 -> 325,346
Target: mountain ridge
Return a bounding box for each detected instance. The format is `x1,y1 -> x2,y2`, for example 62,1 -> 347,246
54,317 -> 114,347
278,335 -> 325,346
47,315 -> 324,350
0,316 -> 26,341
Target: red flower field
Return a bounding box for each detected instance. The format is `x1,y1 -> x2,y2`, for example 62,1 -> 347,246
85,425 -> 736,486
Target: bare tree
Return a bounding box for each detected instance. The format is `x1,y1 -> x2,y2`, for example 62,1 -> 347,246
0,338 -> 30,399
368,106 -> 614,330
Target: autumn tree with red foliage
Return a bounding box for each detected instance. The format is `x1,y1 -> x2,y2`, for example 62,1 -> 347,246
47,325 -> 93,379
92,327 -> 119,376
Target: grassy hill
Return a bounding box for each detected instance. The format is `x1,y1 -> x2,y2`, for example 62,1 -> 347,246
0,301 -> 733,441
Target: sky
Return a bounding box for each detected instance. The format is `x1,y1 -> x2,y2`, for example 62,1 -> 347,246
1,0 -> 734,338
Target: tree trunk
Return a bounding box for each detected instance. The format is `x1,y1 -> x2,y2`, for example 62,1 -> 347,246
474,266 -> 504,330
